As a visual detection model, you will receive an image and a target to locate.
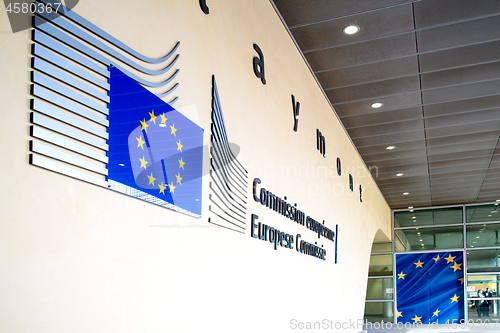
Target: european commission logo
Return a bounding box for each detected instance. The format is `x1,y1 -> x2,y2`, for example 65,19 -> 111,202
28,1 -> 204,218
107,67 -> 203,217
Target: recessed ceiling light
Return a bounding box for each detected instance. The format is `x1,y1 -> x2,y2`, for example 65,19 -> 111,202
118,163 -> 125,166
343,25 -> 360,35
421,244 -> 424,246
412,216 -> 416,219
371,102 -> 383,108
410,210 -> 414,212
397,173 -> 404,177
471,245 -> 474,248
489,215 -> 492,217
408,207 -> 413,209
417,232 -> 421,235
403,192 -> 409,195
476,236 -> 480,238
386,146 -> 395,150
497,199 -> 500,202
495,203 -> 499,206
419,239 -> 423,241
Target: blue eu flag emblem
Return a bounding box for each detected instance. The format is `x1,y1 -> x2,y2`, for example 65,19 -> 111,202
107,67 -> 203,217
396,251 -> 464,324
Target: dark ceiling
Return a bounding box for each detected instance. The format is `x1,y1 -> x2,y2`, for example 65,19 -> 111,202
272,0 -> 500,209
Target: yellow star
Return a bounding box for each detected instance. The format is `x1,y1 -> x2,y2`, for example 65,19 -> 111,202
176,140 -> 183,152
178,158 -> 185,170
432,309 -> 441,317
397,311 -> 403,318
412,315 -> 422,323
136,135 -> 145,149
158,182 -> 166,195
149,110 -> 157,124
444,254 -> 456,264
414,260 -> 424,268
451,262 -> 462,272
398,271 -> 406,280
139,156 -> 148,169
168,182 -> 176,194
175,173 -> 182,185
170,123 -> 177,136
450,294 -> 460,303
458,278 -> 464,284
147,173 -> 156,186
433,255 -> 440,262
160,113 -> 167,126
140,119 -> 149,133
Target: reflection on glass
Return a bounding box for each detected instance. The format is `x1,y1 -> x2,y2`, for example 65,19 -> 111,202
366,278 -> 394,300
467,204 -> 500,224
467,299 -> 500,321
364,302 -> 394,323
395,226 -> 463,252
467,275 -> 499,298
467,249 -> 500,273
467,223 -> 500,248
395,207 -> 463,228
372,242 -> 392,253
369,254 -> 393,277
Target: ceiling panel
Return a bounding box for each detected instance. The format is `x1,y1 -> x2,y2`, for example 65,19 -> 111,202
425,109 -> 500,128
348,119 -> 424,138
421,62 -> 500,90
427,148 -> 496,162
332,91 -> 421,117
291,3 -> 413,52
427,140 -> 498,155
362,148 -> 427,163
327,76 -> 420,104
317,56 -> 418,89
273,0 -> 412,27
418,40 -> 500,73
352,129 -> 425,147
305,32 -> 416,71
425,120 -> 500,139
416,15 -> 500,53
426,131 -> 500,147
422,79 -> 500,105
423,95 -> 500,117
358,139 -> 426,156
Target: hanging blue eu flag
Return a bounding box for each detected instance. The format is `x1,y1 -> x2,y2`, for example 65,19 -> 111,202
396,251 -> 464,324
107,67 -> 203,217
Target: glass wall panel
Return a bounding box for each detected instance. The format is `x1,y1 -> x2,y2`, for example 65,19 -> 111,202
467,299 -> 500,321
371,242 -> 392,253
366,278 -> 394,300
467,223 -> 500,248
467,204 -> 500,223
395,207 -> 463,228
395,226 -> 463,251
369,254 -> 393,277
364,302 -> 394,323
467,250 -> 500,273
467,275 -> 499,298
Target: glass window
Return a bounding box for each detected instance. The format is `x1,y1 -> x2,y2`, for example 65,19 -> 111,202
467,204 -> 500,223
395,226 -> 463,252
467,249 -> 500,273
467,275 -> 499,298
366,278 -> 394,300
395,207 -> 463,228
369,254 -> 393,277
371,242 -> 392,253
364,302 -> 394,323
467,299 -> 500,321
467,223 -> 500,248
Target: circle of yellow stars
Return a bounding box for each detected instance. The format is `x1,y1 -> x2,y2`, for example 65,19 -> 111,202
397,253 -> 463,323
135,109 -> 184,196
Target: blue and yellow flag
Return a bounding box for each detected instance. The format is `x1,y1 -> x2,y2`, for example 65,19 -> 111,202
107,67 -> 203,216
396,251 -> 464,324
